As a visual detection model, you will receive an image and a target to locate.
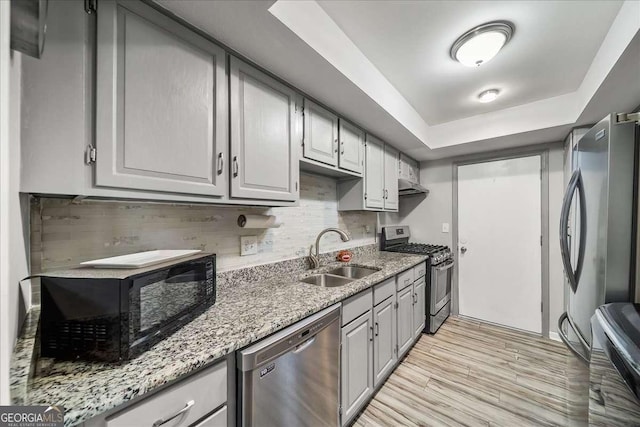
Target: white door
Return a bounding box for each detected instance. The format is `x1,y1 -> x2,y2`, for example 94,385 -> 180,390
458,156 -> 542,333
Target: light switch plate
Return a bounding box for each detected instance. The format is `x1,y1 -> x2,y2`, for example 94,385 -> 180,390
240,235 -> 258,256
442,223 -> 450,233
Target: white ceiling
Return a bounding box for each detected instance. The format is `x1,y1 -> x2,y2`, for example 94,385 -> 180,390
157,0 -> 640,160
318,1 -> 622,125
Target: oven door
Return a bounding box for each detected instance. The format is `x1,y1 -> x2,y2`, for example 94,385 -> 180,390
128,257 -> 214,349
430,260 -> 453,313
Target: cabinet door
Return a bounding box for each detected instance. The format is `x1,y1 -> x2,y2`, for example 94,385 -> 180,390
339,119 -> 364,174
373,297 -> 396,387
384,144 -> 399,211
96,1 -> 227,197
397,285 -> 414,357
364,135 -> 385,209
413,278 -> 426,338
341,311 -> 373,426
303,100 -> 338,166
230,56 -> 299,202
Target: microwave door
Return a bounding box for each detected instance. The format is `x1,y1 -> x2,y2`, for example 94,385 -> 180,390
130,264 -> 208,344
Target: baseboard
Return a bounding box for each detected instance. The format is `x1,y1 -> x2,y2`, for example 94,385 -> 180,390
548,331 -> 561,342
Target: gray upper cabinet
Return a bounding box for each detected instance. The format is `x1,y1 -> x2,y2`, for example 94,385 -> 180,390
365,135 -> 385,209
341,311 -> 373,426
339,120 -> 364,175
95,1 -> 228,197
373,297 -> 396,387
384,144 -> 399,211
229,56 -> 300,202
303,100 -> 339,167
399,153 -> 419,183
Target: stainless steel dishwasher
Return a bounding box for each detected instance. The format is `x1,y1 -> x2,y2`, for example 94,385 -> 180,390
238,304 -> 341,427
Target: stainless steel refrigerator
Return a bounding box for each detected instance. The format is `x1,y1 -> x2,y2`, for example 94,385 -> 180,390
559,113 -> 637,360
558,113 -> 638,425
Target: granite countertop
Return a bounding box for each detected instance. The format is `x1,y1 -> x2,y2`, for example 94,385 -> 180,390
10,251 -> 426,426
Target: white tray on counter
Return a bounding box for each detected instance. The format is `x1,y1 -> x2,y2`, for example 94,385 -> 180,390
80,250 -> 202,268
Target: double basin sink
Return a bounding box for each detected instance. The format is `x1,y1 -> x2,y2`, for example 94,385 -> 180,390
300,266 -> 379,288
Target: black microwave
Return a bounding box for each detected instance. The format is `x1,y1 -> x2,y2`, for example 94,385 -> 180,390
40,254 -> 215,362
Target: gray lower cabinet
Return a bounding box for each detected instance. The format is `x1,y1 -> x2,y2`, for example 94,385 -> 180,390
303,99 -> 339,167
95,0 -> 228,197
413,277 -> 426,337
339,119 -> 364,175
373,296 -> 396,387
341,310 -> 374,426
397,285 -> 414,357
229,56 -> 300,202
86,360 -> 228,427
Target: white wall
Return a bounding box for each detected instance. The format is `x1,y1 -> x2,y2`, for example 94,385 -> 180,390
0,2 -> 31,404
380,144 -> 566,334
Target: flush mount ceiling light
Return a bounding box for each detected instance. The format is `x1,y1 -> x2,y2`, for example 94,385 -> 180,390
478,89 -> 500,103
451,21 -> 514,67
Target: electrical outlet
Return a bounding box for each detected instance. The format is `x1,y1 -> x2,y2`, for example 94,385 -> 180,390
240,235 -> 258,256
442,223 -> 450,233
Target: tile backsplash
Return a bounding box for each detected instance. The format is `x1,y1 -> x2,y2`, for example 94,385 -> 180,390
30,173 -> 377,303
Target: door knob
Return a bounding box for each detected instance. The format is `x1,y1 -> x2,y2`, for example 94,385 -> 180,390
460,246 -> 467,254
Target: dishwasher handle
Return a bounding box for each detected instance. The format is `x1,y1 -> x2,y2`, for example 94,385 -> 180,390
293,336 -> 316,353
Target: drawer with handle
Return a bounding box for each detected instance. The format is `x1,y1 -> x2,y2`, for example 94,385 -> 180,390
373,277 -> 395,306
105,361 -> 227,427
414,262 -> 426,280
342,288 -> 372,326
396,268 -> 414,291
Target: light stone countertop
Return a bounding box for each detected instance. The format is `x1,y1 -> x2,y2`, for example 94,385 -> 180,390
10,251 -> 427,426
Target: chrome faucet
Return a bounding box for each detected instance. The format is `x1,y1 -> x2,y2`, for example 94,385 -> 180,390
308,228 -> 351,269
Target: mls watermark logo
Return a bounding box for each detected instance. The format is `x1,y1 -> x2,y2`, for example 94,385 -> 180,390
0,406 -> 64,427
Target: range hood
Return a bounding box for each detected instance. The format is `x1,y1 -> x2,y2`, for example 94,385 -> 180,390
398,179 -> 429,196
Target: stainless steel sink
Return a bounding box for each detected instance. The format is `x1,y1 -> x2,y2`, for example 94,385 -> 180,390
327,266 -> 379,279
300,274 -> 354,288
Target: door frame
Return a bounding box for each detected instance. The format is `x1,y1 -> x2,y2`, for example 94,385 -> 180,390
452,148 -> 550,337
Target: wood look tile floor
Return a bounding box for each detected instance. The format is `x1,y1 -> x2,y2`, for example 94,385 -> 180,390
353,316 -> 586,427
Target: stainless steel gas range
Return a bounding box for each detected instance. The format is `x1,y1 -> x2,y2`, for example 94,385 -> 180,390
381,226 -> 453,333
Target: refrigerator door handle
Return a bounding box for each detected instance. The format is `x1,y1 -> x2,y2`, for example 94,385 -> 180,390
558,311 -> 590,365
559,168 -> 587,293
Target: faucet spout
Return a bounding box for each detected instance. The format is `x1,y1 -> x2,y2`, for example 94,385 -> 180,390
308,228 -> 351,269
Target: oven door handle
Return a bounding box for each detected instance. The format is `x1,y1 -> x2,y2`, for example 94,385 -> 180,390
433,261 -> 454,272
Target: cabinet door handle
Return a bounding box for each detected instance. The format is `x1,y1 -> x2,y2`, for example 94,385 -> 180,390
233,156 -> 239,177
413,293 -> 418,304
375,322 -> 379,336
341,141 -> 345,155
152,400 -> 195,427
334,138 -> 338,153
369,326 -> 373,342
217,152 -> 224,175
